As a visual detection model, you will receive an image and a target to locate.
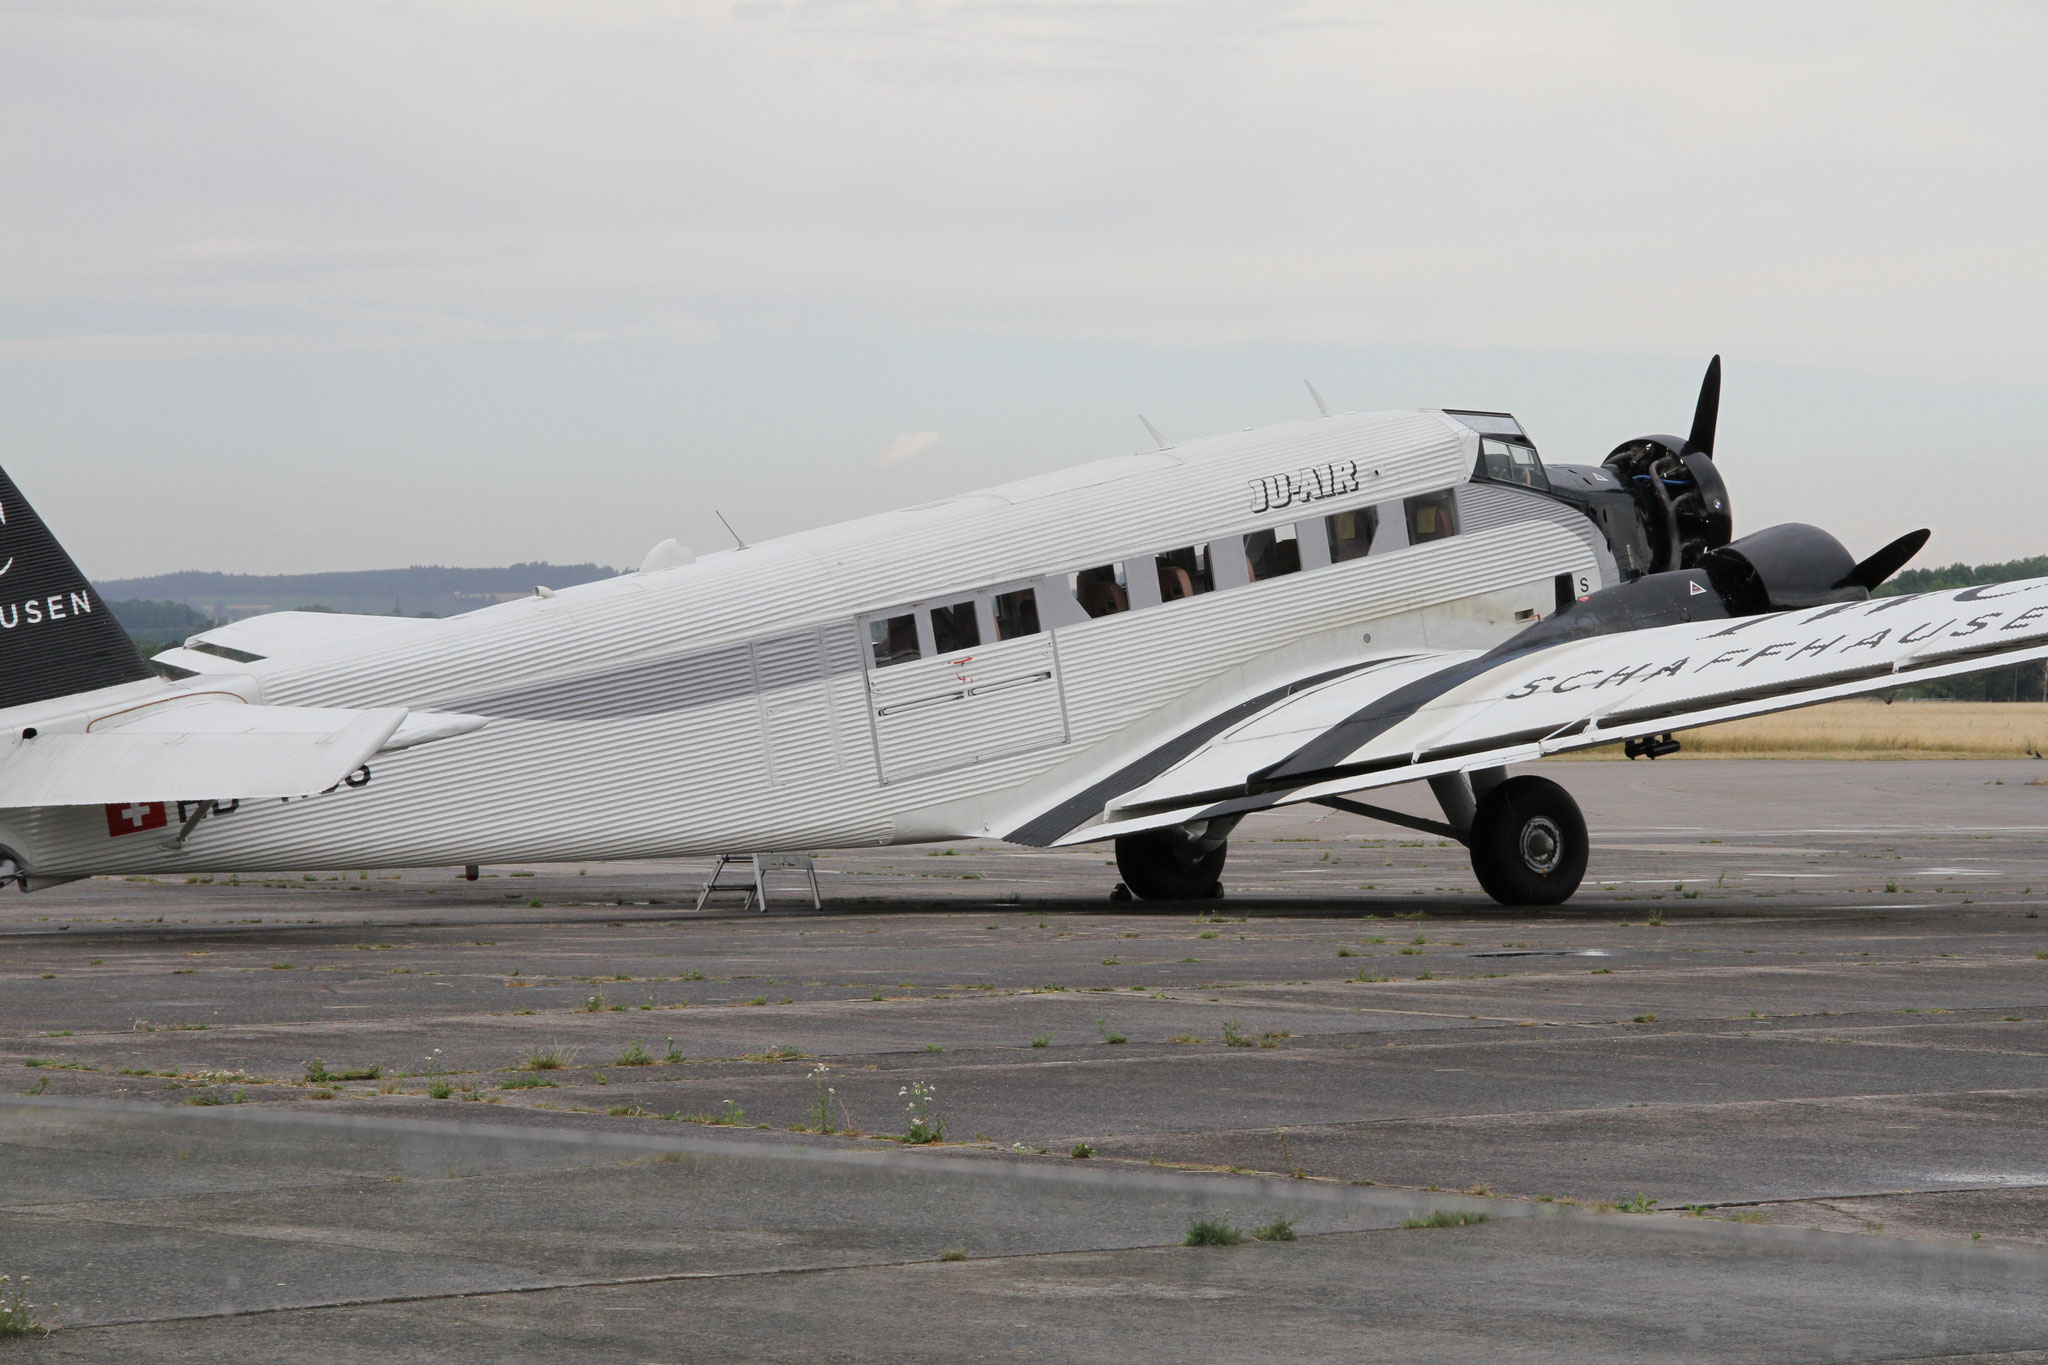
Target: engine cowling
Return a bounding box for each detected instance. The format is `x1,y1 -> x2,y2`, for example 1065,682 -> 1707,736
1698,523 -> 1860,614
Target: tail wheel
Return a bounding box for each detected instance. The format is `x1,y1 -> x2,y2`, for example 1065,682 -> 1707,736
1467,775 -> 1588,906
1114,829 -> 1227,901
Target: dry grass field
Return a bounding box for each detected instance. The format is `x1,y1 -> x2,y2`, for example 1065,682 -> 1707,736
1565,700 -> 2048,760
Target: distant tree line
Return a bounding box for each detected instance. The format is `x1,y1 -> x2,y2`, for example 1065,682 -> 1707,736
1879,556 -> 2048,701
106,599 -> 218,656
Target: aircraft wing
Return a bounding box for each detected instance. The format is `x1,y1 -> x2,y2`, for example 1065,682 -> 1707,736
1045,577 -> 2048,845
0,698 -> 485,808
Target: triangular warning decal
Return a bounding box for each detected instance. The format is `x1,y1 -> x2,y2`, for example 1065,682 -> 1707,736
1688,580 -> 1706,596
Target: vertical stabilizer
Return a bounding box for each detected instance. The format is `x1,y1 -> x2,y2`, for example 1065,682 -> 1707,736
0,467 -> 153,710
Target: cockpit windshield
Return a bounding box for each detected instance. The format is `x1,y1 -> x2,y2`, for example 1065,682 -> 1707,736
1477,437 -> 1549,491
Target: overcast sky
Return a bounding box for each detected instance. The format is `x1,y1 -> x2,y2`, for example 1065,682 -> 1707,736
3,0 -> 2045,578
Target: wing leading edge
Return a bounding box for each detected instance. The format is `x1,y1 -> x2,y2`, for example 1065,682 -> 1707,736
1047,577 -> 2048,846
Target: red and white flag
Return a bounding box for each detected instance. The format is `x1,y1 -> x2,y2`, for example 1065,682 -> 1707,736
104,801 -> 168,838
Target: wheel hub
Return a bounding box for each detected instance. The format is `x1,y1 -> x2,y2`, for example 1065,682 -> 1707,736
1519,816 -> 1562,874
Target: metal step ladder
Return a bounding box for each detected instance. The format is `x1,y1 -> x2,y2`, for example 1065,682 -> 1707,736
693,852 -> 823,912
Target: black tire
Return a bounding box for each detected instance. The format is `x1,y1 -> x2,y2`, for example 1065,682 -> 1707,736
1114,829 -> 1228,901
1467,775 -> 1588,906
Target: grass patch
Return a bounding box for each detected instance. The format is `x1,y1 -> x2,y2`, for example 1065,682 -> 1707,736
521,1044 -> 577,1071
1402,1210 -> 1488,1229
1184,1215 -> 1244,1246
303,1059 -> 379,1083
500,1075 -> 557,1089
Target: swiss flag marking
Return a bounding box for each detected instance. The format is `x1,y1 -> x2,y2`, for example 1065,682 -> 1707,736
105,802 -> 168,838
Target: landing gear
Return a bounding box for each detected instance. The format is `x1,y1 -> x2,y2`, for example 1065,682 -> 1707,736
1114,826 -> 1228,901
1466,775 -> 1588,906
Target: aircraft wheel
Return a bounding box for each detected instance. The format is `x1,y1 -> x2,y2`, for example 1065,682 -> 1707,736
1467,776 -> 1588,906
1114,829 -> 1227,901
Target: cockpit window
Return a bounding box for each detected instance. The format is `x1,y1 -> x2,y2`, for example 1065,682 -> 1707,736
930,599 -> 980,653
1244,525 -> 1301,581
1477,437 -> 1548,491
869,613 -> 921,667
1154,546 -> 1214,601
1071,564 -> 1128,618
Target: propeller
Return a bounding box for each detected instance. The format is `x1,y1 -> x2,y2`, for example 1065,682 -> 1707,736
1685,354 -> 1721,458
1834,528 -> 1931,593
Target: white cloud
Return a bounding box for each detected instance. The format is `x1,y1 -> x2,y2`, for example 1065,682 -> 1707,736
874,430 -> 941,465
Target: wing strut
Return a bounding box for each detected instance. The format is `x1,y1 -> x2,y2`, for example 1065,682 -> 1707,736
1314,795 -> 1466,845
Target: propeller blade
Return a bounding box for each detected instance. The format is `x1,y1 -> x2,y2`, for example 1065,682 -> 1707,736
1834,528 -> 1931,592
1685,354 -> 1721,458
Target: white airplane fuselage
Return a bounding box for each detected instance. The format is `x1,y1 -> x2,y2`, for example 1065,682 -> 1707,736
0,407 -> 1611,878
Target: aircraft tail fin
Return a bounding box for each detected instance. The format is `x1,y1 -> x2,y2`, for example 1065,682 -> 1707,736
0,467 -> 154,712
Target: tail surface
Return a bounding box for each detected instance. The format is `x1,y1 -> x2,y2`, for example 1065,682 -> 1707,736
0,467 -> 153,711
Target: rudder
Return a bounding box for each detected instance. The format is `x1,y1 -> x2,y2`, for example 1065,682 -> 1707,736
0,467 -> 153,710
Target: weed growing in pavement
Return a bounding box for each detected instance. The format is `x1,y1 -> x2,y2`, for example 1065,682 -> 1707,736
1168,1034 -> 1202,1044
1632,1014 -> 1658,1024
664,1037 -> 683,1063
1616,1194 -> 1659,1213
1258,1031 -> 1290,1049
1221,1019 -> 1252,1047
303,1060 -> 379,1083
0,1275 -> 47,1338
1402,1210 -> 1487,1229
1097,1019 -> 1127,1045
808,1064 -> 839,1134
22,1077 -> 46,1096
1251,1214 -> 1299,1242
501,1076 -> 556,1089
686,1099 -> 746,1126
427,1077 -> 454,1100
900,1081 -> 944,1143
615,1039 -> 655,1067
1029,1034 -> 1051,1048
939,1247 -> 968,1261
1069,1141 -> 1096,1159
1184,1215 -> 1244,1246
521,1044 -> 576,1071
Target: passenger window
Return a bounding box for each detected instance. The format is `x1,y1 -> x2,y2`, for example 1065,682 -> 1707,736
1326,506 -> 1377,563
1071,564 -> 1129,618
1406,491 -> 1459,544
993,588 -> 1041,640
1244,525 -> 1302,581
869,613 -> 921,667
1154,546 -> 1214,602
1478,438 -> 1548,490
930,599 -> 980,653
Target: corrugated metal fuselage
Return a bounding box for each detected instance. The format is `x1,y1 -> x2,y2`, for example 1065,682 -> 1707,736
1,409 -> 1608,877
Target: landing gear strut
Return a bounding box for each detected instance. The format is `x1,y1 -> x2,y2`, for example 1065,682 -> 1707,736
1114,824 -> 1230,901
1466,775 -> 1588,906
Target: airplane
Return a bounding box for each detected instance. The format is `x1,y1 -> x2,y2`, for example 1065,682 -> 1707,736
1,356 -> 2044,907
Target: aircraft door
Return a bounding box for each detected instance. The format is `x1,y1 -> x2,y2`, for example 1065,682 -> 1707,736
862,586 -> 1068,784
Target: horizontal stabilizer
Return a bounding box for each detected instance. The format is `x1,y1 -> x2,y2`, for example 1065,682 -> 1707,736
0,701 -> 409,807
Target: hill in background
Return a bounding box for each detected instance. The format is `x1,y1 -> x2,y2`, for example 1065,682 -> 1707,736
103,562 -> 621,654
